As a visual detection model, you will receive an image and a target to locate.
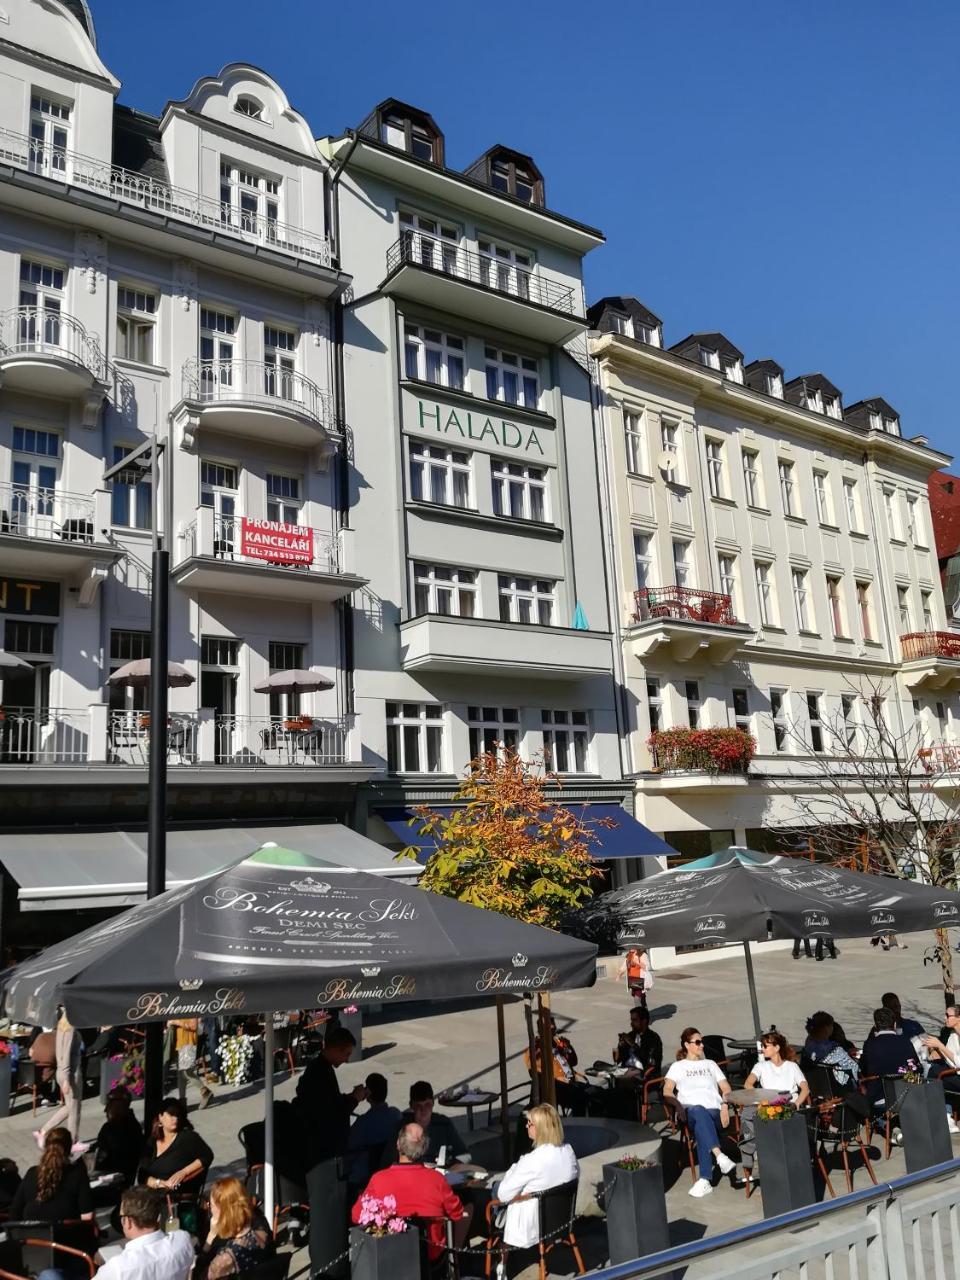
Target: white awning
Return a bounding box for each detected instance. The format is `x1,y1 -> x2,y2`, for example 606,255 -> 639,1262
0,822 -> 413,911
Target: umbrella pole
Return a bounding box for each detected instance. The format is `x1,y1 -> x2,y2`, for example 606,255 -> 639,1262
537,993 -> 556,1109
496,998 -> 510,1166
742,942 -> 763,1039
263,1017 -> 276,1232
524,997 -> 539,1105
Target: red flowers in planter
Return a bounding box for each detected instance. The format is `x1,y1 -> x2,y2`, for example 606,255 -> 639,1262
648,727 -> 755,774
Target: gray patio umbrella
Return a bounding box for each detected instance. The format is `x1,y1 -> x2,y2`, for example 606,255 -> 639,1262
107,659 -> 195,689
253,669 -> 334,694
0,651 -> 31,671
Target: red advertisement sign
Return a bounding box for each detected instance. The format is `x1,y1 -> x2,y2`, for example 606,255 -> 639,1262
240,517 -> 314,565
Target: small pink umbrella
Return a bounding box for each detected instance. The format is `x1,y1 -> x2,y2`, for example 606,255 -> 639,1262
107,659 -> 195,689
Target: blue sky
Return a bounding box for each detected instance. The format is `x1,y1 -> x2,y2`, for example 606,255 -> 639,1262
92,1 -> 958,461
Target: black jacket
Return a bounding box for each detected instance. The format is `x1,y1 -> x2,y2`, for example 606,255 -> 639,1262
294,1055 -> 358,1165
859,1032 -> 919,1104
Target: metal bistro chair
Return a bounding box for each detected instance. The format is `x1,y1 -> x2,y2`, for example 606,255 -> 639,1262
809,1091 -> 877,1197
484,1178 -> 585,1280
4,1219 -> 97,1279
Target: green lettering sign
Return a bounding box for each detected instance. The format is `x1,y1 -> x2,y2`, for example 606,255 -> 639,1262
415,400 -> 546,455
418,401 -> 441,432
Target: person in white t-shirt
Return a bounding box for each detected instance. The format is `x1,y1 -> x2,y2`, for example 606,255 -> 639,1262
738,1031 -> 810,1180
663,1027 -> 733,1198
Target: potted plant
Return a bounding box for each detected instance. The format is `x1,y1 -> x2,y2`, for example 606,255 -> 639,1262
647,727 -> 755,775
890,1063 -> 953,1173
105,1052 -> 145,1102
754,1096 -> 815,1218
350,1194 -> 419,1280
601,1153 -> 669,1265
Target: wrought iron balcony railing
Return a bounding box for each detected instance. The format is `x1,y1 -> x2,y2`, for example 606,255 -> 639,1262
181,358 -> 333,429
918,742 -> 960,774
0,481 -> 96,543
0,707 -> 90,764
385,230 -> 576,314
107,710 -> 199,765
634,586 -> 739,626
0,306 -> 106,381
0,127 -> 332,266
214,714 -> 352,766
900,631 -> 960,661
182,512 -> 339,574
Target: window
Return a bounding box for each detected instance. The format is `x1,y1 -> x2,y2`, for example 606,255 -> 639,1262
843,478 -> 861,532
220,160 -> 279,238
742,449 -> 763,507
200,459 -> 238,548
110,444 -> 151,530
699,346 -> 720,370
883,487 -> 901,539
399,211 -> 458,273
268,641 -> 305,716
907,496 -> 924,545
646,679 -> 662,732
705,439 -> 725,498
733,687 -> 751,734
383,116 -> 435,161
770,687 -> 788,751
478,237 -> 533,299
489,157 -> 537,203
723,357 -> 743,383
634,531 -> 654,589
409,443 -> 471,508
767,372 -> 784,399
826,576 -> 845,637
684,680 -> 701,729
824,396 -> 842,420
264,326 -> 297,399
485,347 -> 538,409
19,259 -> 64,344
792,568 -> 811,631
624,408 -> 646,474
609,312 -> 633,337
234,95 -> 263,120
266,473 -> 301,524
468,706 -> 520,760
718,554 -> 736,602
806,692 -> 824,753
806,388 -> 823,414
813,471 -> 833,525
541,709 -> 590,773
660,418 -> 681,479
856,581 -> 874,641
413,563 -> 477,617
897,585 -> 912,632
386,702 -> 443,772
29,92 -> 71,176
672,540 -> 691,588
11,426 -> 59,526
498,576 -> 554,625
5,619 -> 55,656
841,693 -> 858,749
922,590 -> 934,632
12,426 -> 58,458
201,636 -> 239,667
109,628 -> 150,711
491,459 -> 548,522
199,308 -> 236,386
884,416 -> 900,437
404,324 -> 464,390
115,286 -> 157,364
937,701 -> 948,736
755,561 -> 776,627
778,460 -> 797,517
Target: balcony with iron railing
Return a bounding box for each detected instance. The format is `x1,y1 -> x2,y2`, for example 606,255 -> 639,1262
0,129 -> 333,270
629,586 -> 754,664
0,707 -> 90,765
0,483 -> 119,583
0,307 -> 107,406
918,742 -> 960,776
900,631 -> 960,691
173,509 -> 366,603
175,358 -> 336,451
381,230 -> 585,343
214,714 -> 353,767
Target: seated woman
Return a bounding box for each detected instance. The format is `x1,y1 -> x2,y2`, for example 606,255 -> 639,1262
9,1126 -> 94,1225
803,1012 -> 859,1090
95,1087 -> 143,1188
494,1103 -> 579,1251
663,1027 -> 734,1199
196,1176 -> 272,1278
738,1032 -> 810,1181
138,1096 -> 213,1199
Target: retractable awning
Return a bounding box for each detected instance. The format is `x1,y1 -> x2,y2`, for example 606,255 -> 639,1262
376,802 -> 676,862
0,822 -> 413,911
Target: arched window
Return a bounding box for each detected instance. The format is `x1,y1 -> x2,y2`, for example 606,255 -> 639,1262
235,95 -> 264,121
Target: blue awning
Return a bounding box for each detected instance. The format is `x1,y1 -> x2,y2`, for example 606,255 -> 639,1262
376,803 -> 676,863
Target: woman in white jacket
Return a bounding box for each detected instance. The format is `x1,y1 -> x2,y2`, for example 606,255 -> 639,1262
495,1104 -> 579,1248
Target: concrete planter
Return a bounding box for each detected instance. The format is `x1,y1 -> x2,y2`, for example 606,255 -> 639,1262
602,1161 -> 669,1265
899,1080 -> 953,1174
755,1112 -> 815,1218
349,1226 -> 420,1280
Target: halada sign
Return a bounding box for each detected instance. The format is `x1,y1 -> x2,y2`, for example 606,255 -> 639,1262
414,399 -> 545,456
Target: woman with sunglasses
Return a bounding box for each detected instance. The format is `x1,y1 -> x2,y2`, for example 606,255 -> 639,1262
663,1028 -> 734,1198
738,1032 -> 809,1183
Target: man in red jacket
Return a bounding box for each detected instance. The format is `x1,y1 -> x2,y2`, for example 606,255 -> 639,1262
352,1123 -> 471,1260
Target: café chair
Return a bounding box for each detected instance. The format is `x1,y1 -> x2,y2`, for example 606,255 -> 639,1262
241,1256 -> 291,1280
410,1214 -> 459,1280
5,1220 -> 96,1279
810,1096 -> 878,1196
11,1059 -> 41,1115
661,1095 -> 697,1182
484,1179 -> 584,1280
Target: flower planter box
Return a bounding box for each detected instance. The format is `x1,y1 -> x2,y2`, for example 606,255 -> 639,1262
755,1111 -> 815,1218
899,1080 -> 952,1173
602,1161 -> 669,1266
349,1226 -> 420,1280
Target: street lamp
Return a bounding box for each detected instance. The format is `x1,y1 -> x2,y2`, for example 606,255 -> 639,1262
103,436 -> 170,1122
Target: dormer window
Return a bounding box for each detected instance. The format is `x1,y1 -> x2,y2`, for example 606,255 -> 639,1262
489,156 -> 539,203
869,411 -> 882,431
824,396 -> 842,420
768,372 -> 783,398
382,113 -> 435,161
724,358 -> 743,384
609,313 -> 633,338
637,323 -> 660,347
235,95 -> 264,121
884,416 -> 900,436
699,346 -> 720,370
806,389 -> 823,413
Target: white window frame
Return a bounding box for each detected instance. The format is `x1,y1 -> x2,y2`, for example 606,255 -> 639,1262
385,702 -> 444,773
779,460 -> 797,518
742,448 -> 764,507
826,575 -> 845,637
109,443 -> 151,530
770,687 -> 789,752
792,567 -> 811,631
672,539 -> 691,588
723,357 -> 744,383
404,323 -> 465,390
699,346 -> 721,370
856,580 -> 874,641
705,438 -> 725,499
843,478 -> 862,533
477,235 -> 534,300
29,91 -> 71,177
199,307 -> 237,389
684,680 -> 701,729
484,346 -> 539,409
498,575 -> 554,626
491,458 -> 548,523
409,442 -> 472,509
467,706 -> 520,761
219,159 -> 280,238
841,693 -> 858,750
732,686 -> 752,735
541,709 -> 591,774
767,372 -> 784,399
813,470 -> 834,525
884,487 -> 902,540
116,285 -> 157,365
806,692 -> 825,753
634,530 -> 655,590
718,553 -> 736,604
263,325 -> 297,399
922,590 -> 934,632
755,560 -> 776,627
660,418 -> 682,481
266,472 -> 302,524
646,678 -> 662,732
412,562 -> 477,618
897,585 -> 912,633
11,426 -> 59,527
624,407 -> 647,475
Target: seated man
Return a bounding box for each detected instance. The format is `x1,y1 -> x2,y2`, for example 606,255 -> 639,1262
354,1123 -> 471,1261
96,1185 -> 195,1279
348,1072 -> 403,1187
882,992 -> 926,1040
613,1006 -> 663,1077
406,1081 -> 463,1163
859,1007 -> 920,1105
524,1018 -> 596,1117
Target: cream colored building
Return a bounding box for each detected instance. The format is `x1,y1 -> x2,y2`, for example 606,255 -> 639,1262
588,296 -> 957,859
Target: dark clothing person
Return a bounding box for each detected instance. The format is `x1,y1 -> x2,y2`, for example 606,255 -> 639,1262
295,1056 -> 359,1160
9,1160 -> 93,1222
399,1108 -> 461,1163
96,1109 -> 144,1185
614,1028 -> 663,1076
815,936 -> 838,961
792,938 -> 812,958
859,1031 -> 918,1105
138,1128 -> 213,1194
348,1103 -> 403,1185
295,1054 -> 360,1279
196,1212 -> 272,1279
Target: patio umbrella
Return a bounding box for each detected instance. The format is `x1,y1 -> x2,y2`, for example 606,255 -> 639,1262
570,846 -> 960,1037
0,651 -> 31,671
0,843 -> 598,1225
107,659 -> 195,689
253,669 -> 334,694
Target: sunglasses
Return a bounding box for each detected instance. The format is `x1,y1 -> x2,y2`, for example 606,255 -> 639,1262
688,1038 -> 704,1046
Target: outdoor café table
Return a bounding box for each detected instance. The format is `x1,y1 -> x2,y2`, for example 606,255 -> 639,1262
437,1089 -> 497,1131
726,1087 -> 788,1107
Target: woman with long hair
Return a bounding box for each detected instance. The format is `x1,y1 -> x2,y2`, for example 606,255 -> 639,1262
663,1027 -> 734,1199
196,1176 -> 272,1278
138,1096 -> 213,1197
9,1125 -> 94,1225
737,1032 -> 810,1182
495,1104 -> 579,1249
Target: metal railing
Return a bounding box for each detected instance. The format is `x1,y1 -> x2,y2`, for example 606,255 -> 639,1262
0,126 -> 332,266
181,513 -> 339,573
0,306 -> 106,381
385,230 -> 576,314
107,710 -> 199,765
0,707 -> 89,763
634,586 -> 739,626
918,742 -> 960,774
901,631 -> 960,661
0,481 -> 97,543
181,358 -> 333,427
591,1158 -> 960,1280
214,714 -> 352,766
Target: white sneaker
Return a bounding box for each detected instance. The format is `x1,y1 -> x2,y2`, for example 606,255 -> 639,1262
689,1178 -> 713,1198
715,1152 -> 736,1175
947,1115 -> 959,1134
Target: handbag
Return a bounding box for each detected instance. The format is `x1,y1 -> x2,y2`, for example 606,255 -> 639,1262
177,1043 -> 197,1073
